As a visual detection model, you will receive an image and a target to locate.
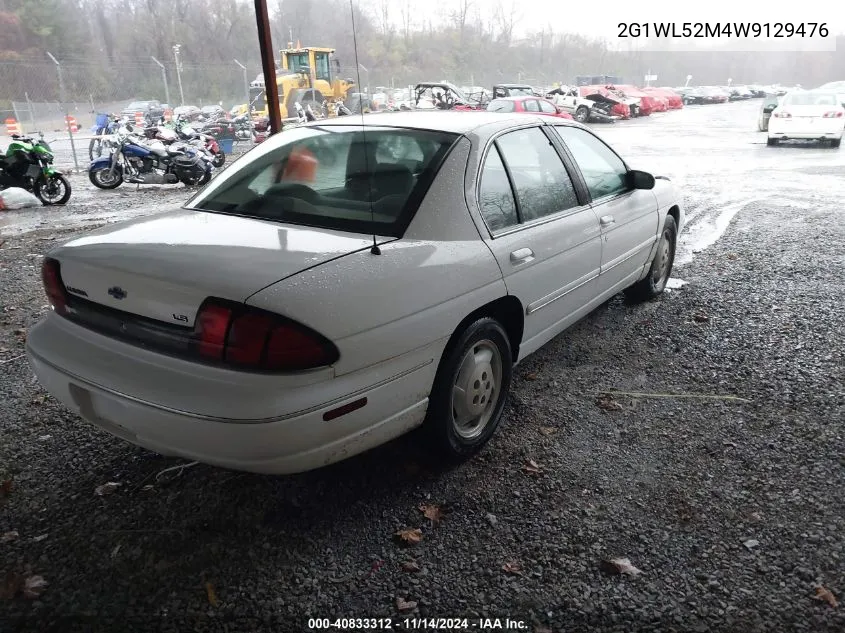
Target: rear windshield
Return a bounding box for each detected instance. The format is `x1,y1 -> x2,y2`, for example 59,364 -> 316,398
188,125 -> 458,237
783,92 -> 838,106
487,99 -> 516,113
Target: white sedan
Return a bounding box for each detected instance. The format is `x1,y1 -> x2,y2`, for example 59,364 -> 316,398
27,112 -> 684,474
768,90 -> 845,147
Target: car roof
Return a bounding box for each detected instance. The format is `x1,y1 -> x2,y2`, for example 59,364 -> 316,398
489,96 -> 539,101
307,111 -> 570,134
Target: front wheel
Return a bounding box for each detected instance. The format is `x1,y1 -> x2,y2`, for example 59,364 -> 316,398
34,174 -> 71,205
424,318 -> 513,462
575,106 -> 590,123
625,215 -> 677,302
179,168 -> 211,186
767,137 -> 779,146
211,151 -> 225,168
89,165 -> 123,189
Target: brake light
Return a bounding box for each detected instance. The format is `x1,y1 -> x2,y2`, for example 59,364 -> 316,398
773,111 -> 791,118
194,299 -> 338,371
41,257 -> 68,315
823,111 -> 843,118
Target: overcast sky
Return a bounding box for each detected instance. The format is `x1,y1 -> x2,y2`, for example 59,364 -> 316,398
395,0 -> 841,43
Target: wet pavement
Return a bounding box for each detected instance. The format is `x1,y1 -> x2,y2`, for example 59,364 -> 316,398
1,101 -> 844,632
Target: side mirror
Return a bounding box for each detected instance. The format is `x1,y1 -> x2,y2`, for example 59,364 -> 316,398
628,169 -> 655,190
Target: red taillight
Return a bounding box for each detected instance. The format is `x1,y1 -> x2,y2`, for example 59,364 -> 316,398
823,111 -> 843,118
196,303 -> 231,360
194,299 -> 338,372
41,257 -> 68,315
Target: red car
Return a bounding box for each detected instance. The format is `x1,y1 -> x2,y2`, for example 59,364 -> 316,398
578,86 -> 631,119
486,96 -> 574,119
643,87 -> 684,110
609,85 -> 659,116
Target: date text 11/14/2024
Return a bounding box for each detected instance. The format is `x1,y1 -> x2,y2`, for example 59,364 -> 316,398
617,22 -> 829,39
307,617 -> 530,630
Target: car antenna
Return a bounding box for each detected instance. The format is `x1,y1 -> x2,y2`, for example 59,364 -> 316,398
349,0 -> 380,255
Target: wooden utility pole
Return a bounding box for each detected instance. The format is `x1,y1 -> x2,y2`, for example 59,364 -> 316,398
254,0 -> 282,134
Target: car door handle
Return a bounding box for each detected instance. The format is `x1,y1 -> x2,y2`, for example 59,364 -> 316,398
510,248 -> 534,264
600,215 -> 615,227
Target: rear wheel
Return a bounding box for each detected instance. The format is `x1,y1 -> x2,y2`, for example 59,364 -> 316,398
625,215 -> 677,302
767,137 -> 779,146
830,138 -> 841,148
424,318 -> 513,461
34,174 -> 71,205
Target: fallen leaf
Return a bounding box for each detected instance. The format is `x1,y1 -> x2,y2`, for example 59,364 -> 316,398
743,539 -> 760,550
396,596 -> 417,612
111,544 -> 121,559
814,585 -> 838,608
600,557 -> 643,576
595,393 -> 623,412
1,531 -> 19,543
693,312 -> 709,323
0,478 -> 13,498
726,253 -> 738,260
32,534 -> 48,542
141,485 -> 155,492
94,482 -> 122,496
502,561 -> 523,575
522,459 -> 543,476
22,575 -> 47,599
205,581 -> 219,607
394,528 -> 423,545
538,426 -> 558,436
524,372 -> 538,381
418,503 -> 445,526
401,561 -> 421,573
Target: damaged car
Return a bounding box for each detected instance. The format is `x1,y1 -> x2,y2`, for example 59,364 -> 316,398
413,82 -> 485,110
545,85 -> 606,123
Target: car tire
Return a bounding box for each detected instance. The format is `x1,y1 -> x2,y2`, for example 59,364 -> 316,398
767,137 -> 779,146
575,106 -> 590,123
625,215 -> 677,302
424,318 -> 513,462
830,138 -> 841,148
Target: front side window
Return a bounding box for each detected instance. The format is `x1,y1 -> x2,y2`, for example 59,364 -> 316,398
495,127 -> 580,221
538,99 -> 557,114
523,99 -> 540,112
554,126 -> 629,200
189,126 -> 457,237
478,146 -> 518,233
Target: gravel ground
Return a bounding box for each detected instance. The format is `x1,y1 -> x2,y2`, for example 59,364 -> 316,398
1,101 -> 843,632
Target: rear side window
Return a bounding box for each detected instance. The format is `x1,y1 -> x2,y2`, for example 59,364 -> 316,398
538,100 -> 556,114
523,99 -> 540,112
189,126 -> 458,238
478,146 -> 518,232
495,127 -> 579,221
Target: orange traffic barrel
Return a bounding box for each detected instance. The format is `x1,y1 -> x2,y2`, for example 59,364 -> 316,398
65,115 -> 78,132
282,146 -> 318,183
5,118 -> 21,135
135,111 -> 145,126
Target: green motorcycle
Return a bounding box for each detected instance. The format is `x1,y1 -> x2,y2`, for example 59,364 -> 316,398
0,133 -> 71,205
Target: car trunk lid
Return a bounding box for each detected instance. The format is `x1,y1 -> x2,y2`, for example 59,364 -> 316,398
52,207 -> 379,328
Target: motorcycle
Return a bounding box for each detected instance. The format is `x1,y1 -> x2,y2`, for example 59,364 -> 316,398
87,124 -> 213,190
170,118 -> 226,168
0,132 -> 71,205
88,113 -> 122,160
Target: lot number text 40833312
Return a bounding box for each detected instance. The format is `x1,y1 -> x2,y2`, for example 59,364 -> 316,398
617,22 -> 829,39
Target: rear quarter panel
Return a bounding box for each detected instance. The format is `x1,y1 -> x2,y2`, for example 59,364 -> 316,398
246,136 -> 508,376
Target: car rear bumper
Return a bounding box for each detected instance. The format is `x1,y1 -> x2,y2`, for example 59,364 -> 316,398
26,314 -> 438,474
769,119 -> 844,138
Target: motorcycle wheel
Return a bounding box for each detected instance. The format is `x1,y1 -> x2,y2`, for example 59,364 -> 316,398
212,151 -> 226,168
89,165 -> 124,190
179,168 -> 211,186
34,174 -> 72,205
